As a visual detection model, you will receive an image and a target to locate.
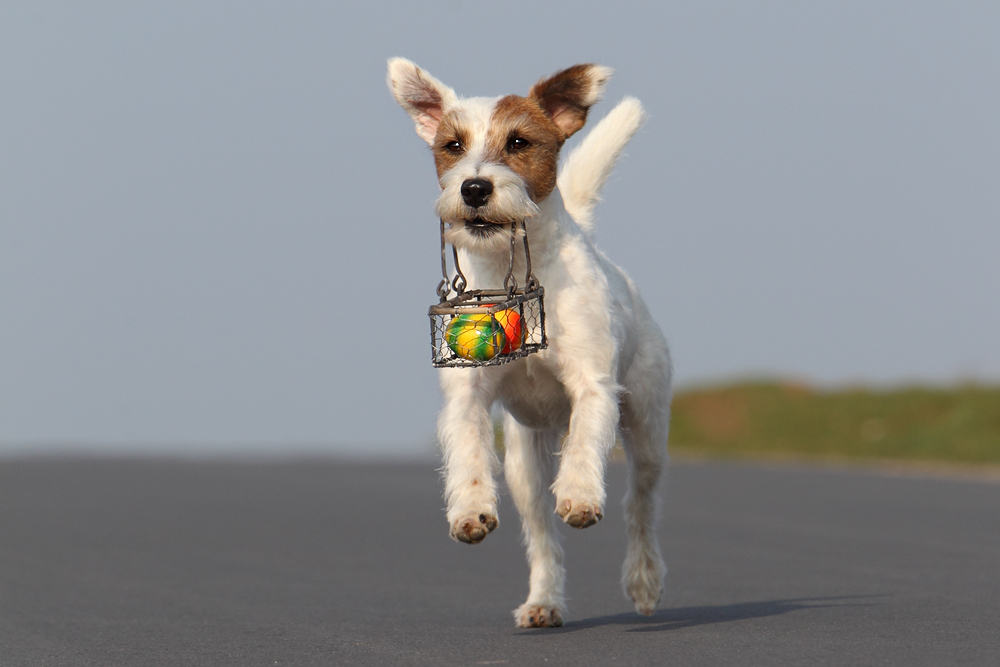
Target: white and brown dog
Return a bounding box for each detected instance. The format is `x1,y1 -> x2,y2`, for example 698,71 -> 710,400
388,58 -> 673,628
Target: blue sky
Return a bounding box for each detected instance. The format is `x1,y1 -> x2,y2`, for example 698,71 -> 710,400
2,1 -> 998,455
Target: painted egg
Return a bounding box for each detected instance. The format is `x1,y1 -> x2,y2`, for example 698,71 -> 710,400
446,313 -> 507,361
492,308 -> 524,354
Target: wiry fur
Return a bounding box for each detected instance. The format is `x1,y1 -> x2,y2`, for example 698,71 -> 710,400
388,58 -> 672,628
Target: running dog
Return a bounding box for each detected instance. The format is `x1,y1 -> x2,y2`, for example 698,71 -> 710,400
388,59 -> 672,628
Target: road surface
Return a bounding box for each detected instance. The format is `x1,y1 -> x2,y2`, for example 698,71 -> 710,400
1,457 -> 997,665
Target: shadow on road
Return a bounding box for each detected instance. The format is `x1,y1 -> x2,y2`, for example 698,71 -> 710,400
549,595 -> 883,634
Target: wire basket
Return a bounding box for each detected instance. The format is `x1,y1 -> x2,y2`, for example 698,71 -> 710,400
429,219 -> 547,368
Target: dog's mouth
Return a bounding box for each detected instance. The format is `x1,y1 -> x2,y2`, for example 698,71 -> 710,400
463,217 -> 504,237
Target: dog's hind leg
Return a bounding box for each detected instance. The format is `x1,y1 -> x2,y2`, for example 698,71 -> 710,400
503,413 -> 566,628
619,343 -> 671,616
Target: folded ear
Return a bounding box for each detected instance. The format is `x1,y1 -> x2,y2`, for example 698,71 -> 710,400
529,64 -> 613,141
387,58 -> 458,145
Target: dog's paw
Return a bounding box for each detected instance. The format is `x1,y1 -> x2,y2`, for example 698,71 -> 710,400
514,603 -> 564,628
449,512 -> 498,544
555,499 -> 603,529
627,581 -> 661,616
623,547 -> 666,616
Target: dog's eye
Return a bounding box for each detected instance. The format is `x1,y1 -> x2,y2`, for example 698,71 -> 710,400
508,137 -> 529,151
445,141 -> 463,153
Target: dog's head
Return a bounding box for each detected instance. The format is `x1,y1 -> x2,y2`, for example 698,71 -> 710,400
388,58 -> 611,253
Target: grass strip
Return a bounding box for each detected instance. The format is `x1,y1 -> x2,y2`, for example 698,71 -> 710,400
669,381 -> 1000,465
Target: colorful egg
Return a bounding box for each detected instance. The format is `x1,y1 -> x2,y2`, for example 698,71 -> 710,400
492,308 -> 524,354
446,313 -> 507,361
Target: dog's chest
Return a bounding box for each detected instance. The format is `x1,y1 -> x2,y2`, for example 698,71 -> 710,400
497,356 -> 572,431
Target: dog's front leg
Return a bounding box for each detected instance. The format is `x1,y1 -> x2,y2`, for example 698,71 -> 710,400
438,369 -> 503,544
551,373 -> 620,529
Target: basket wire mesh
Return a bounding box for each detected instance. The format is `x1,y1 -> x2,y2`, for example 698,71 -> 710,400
429,219 -> 547,368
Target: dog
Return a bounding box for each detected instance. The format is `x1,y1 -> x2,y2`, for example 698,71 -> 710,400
388,58 -> 673,628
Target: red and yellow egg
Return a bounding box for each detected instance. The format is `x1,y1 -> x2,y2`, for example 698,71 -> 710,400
491,308 -> 524,354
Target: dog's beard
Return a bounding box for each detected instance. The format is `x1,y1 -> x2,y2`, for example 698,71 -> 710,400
436,165 -> 538,254
442,218 -> 521,254
463,218 -> 504,238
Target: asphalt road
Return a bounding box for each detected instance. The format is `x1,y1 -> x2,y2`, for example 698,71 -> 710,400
1,456 -> 997,666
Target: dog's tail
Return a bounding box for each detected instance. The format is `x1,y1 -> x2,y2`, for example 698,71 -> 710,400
557,96 -> 647,234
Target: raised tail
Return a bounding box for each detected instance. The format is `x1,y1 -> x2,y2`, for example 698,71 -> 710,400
557,96 -> 647,234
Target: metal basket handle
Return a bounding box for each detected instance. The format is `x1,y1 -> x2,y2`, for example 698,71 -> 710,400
438,218 -> 468,301
503,222 -> 518,297
438,217 -> 537,300
520,218 -> 540,292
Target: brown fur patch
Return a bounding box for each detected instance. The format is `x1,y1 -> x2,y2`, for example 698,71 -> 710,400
485,95 -> 562,201
431,111 -> 470,179
529,64 -> 602,140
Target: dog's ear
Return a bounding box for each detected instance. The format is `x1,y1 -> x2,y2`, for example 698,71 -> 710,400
529,64 -> 613,141
387,58 -> 458,145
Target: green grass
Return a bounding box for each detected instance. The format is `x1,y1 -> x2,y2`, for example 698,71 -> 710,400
669,381 -> 1000,465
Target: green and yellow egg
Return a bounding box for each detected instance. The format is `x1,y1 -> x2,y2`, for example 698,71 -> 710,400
446,313 -> 507,361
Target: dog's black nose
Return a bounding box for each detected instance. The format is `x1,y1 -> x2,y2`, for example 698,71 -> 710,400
461,179 -> 493,208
